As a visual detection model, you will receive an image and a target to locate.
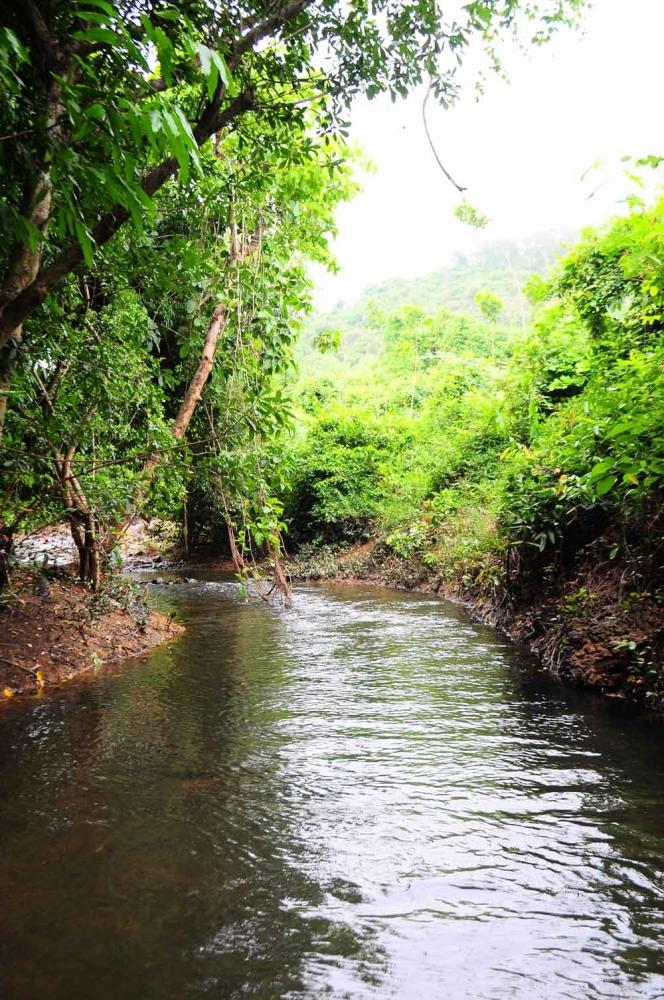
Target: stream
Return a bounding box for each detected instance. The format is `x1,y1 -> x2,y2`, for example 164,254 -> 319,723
1,575 -> 664,999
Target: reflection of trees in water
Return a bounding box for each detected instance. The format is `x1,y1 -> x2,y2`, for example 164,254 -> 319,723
4,583 -> 664,998
0,588 -> 387,999
0,687 -> 107,997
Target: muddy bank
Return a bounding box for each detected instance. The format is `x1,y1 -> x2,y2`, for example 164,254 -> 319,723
287,541 -> 664,711
1,518 -> 234,700
0,568 -> 183,700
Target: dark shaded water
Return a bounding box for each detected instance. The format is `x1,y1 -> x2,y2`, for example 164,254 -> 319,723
1,576 -> 664,1000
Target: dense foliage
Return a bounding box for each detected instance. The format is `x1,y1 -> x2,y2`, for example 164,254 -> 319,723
285,200 -> 664,601
0,0 -> 584,589
300,232 -> 569,370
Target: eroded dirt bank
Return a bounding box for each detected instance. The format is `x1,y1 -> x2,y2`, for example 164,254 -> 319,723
0,568 -> 183,699
287,541 -> 664,711
5,520 -> 661,711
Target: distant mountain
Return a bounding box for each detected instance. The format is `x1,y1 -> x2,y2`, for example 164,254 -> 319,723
299,230 -> 576,369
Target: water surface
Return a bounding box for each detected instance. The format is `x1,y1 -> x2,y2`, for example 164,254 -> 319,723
1,577 -> 664,999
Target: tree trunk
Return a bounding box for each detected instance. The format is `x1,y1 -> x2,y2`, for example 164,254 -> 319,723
81,512 -> 100,592
0,371 -> 11,441
172,303 -> 227,441
55,446 -> 101,590
0,21 -> 66,441
0,172 -> 53,441
111,302 -> 229,543
0,523 -> 15,591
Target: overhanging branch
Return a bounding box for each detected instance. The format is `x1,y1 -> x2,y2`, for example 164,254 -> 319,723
421,82 -> 466,194
0,91 -> 254,350
0,0 -> 317,351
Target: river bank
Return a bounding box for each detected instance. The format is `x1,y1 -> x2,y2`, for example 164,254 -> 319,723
3,522 -> 662,711
0,567 -> 183,699
287,540 -> 664,712
0,517 -> 242,699
4,575 -> 664,999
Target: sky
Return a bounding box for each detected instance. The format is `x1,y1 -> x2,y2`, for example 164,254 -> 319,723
312,0 -> 664,310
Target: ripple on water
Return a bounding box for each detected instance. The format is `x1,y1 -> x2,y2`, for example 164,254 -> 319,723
0,578 -> 664,1000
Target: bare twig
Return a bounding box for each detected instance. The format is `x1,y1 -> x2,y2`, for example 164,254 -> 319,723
421,82 -> 466,193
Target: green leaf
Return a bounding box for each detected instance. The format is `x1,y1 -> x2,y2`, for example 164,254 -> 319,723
594,474 -> 617,497
1,27 -> 29,62
81,0 -> 119,17
72,27 -> 122,47
588,458 -> 614,482
196,43 -> 219,100
76,11 -> 113,25
162,109 -> 189,181
196,42 -> 211,77
153,28 -> 174,85
173,107 -> 202,174
114,176 -> 147,232
211,50 -> 231,88
74,220 -> 94,267
84,102 -> 106,120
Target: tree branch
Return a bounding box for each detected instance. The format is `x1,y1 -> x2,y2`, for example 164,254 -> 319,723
421,82 -> 466,194
0,91 -> 254,350
230,0 -> 315,68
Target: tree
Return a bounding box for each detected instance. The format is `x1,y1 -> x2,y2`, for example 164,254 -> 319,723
475,289 -> 504,325
0,0 -> 585,429
475,288 -> 504,358
0,0 -> 586,591
1,102 -> 355,586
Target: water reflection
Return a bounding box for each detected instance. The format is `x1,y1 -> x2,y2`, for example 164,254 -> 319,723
1,577 -> 663,999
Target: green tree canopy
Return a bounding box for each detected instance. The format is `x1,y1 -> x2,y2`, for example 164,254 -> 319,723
0,0 -> 584,358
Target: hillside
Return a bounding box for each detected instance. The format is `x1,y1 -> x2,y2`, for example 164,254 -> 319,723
300,230 -> 576,369
288,204 -> 664,708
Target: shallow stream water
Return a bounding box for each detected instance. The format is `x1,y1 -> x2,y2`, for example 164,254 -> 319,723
1,576 -> 664,999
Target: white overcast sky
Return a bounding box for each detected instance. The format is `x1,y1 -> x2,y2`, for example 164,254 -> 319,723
312,0 -> 664,309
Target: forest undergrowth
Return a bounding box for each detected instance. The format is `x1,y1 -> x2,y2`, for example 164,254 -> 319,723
283,201 -> 664,707
2,1 -> 661,706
